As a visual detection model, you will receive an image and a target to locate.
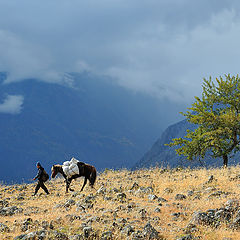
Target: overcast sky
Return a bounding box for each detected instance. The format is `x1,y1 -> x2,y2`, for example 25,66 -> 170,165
1,0 -> 240,104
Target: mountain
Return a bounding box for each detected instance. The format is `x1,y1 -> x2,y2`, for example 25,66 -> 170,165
134,119 -> 239,169
0,71 -> 183,183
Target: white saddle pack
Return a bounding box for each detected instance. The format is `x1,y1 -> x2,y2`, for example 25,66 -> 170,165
62,157 -> 80,178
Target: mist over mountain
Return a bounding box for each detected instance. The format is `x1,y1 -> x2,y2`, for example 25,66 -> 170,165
134,120 -> 239,169
0,72 -> 185,183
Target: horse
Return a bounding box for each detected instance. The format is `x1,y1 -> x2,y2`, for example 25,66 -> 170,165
51,161 -> 97,193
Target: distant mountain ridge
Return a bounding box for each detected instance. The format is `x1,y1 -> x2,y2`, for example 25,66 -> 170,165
134,119 -> 239,169
0,72 -> 173,183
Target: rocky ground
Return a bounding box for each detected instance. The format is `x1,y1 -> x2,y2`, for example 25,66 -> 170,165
2,166 -> 240,239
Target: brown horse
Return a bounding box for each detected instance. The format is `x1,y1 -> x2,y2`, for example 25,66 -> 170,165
51,161 -> 97,193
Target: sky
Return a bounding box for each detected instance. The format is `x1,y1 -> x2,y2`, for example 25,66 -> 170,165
1,0 -> 240,112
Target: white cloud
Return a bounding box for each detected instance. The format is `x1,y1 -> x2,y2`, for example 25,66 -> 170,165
0,95 -> 24,114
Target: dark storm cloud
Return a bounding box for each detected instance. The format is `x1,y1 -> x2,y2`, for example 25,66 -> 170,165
1,0 -> 240,102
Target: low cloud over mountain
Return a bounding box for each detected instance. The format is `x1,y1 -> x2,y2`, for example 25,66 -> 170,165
0,94 -> 24,114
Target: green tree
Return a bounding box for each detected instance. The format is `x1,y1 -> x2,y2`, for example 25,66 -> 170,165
168,74 -> 240,167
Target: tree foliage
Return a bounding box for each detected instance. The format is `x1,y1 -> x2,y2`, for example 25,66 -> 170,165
168,74 -> 240,167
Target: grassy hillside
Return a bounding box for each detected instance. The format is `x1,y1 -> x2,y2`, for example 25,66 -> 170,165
1,166 -> 240,239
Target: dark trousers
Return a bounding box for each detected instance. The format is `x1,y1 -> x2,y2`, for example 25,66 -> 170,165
34,180 -> 49,195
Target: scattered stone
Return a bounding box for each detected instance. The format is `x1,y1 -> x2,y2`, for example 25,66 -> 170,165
187,190 -> 194,196
0,206 -> 23,216
154,207 -> 161,213
157,197 -> 168,203
21,218 -> 33,232
207,175 -> 214,183
176,234 -> 194,240
83,226 -> 92,238
148,194 -> 158,201
121,224 -> 135,236
101,231 -> 113,240
215,209 -> 232,222
116,192 -> 127,201
53,231 -> 69,240
64,199 -> 75,208
97,186 -> 107,194
130,182 -> 139,190
69,234 -> 84,240
175,194 -> 187,200
208,191 -> 227,199
225,199 -> 240,213
184,223 -> 198,234
138,208 -> 147,220
142,222 -> 160,239
164,187 -> 173,194
0,222 -> 10,232
0,199 -> 9,208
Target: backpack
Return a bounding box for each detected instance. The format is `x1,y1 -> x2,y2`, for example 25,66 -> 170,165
42,169 -> 49,182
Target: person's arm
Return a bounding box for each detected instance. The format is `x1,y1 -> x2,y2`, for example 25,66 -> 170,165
33,169 -> 42,180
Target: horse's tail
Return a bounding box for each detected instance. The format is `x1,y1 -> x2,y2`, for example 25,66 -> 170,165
89,166 -> 97,187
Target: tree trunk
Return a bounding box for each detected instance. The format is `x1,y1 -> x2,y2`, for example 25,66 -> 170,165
223,154 -> 228,168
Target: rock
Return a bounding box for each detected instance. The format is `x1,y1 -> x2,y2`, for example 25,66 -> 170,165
0,199 -> 9,208
208,191 -> 226,199
121,225 -> 135,236
164,187 -> 173,193
116,193 -> 127,201
142,222 -> 160,239
101,231 -> 113,240
175,194 -> 187,200
176,234 -> 193,240
138,208 -> 147,220
69,234 -> 84,240
97,186 -> 107,194
26,231 -> 38,239
117,218 -> 127,224
187,190 -> 194,196
0,206 -> 23,216
157,197 -> 168,203
184,223 -> 198,234
83,226 -> 92,238
225,199 -> 240,213
134,186 -> 153,197
131,230 -> 144,239
230,216 -> 240,229
21,218 -> 33,232
64,199 -> 75,208
42,220 -> 50,229
190,210 -> 219,227
190,211 -> 210,225
207,175 -> 214,183
148,194 -> 158,201
130,182 -> 139,190
171,212 -> 181,221
215,209 -> 232,222
17,193 -> 25,201
84,194 -> 96,203
112,187 -> 120,193
154,208 -> 161,213
0,222 -> 10,232
14,234 -> 28,240
53,231 -> 69,240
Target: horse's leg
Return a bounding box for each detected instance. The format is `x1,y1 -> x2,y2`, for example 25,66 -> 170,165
66,179 -> 72,193
68,178 -> 75,192
80,177 -> 87,192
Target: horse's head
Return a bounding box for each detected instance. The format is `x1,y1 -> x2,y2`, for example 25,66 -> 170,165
51,165 -> 58,178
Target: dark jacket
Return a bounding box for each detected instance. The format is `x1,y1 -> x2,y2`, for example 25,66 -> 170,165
34,166 -> 48,181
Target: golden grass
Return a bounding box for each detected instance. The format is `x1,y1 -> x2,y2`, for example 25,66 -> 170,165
1,166 -> 240,239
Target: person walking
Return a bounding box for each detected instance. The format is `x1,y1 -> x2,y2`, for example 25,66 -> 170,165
33,162 -> 49,195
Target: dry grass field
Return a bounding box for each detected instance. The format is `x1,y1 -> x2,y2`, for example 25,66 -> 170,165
2,166 -> 240,239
